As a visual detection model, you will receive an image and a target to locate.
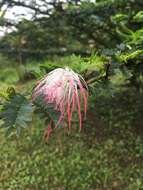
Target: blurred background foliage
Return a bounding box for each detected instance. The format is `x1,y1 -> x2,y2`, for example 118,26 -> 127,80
0,0 -> 143,189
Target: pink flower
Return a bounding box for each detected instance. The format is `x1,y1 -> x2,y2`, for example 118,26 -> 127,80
32,68 -> 88,132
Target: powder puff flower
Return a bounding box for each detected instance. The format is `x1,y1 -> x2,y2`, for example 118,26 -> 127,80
32,68 -> 88,137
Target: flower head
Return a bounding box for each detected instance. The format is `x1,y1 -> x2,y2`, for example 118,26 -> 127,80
32,68 -> 88,131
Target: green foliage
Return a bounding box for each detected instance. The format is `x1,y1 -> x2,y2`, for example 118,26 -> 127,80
0,91 -> 34,136
0,95 -> 143,189
36,54 -> 107,76
117,49 -> 143,63
1,0 -> 143,59
133,11 -> 143,23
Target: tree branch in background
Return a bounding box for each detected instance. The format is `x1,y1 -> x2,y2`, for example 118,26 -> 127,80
104,62 -> 111,80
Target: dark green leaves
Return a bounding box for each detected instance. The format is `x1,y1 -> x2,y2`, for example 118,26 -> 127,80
0,93 -> 34,136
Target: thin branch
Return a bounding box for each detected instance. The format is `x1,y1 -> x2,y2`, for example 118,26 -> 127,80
7,0 -> 52,16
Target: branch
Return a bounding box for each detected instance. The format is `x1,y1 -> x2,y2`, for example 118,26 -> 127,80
6,0 -> 53,16
104,62 -> 111,80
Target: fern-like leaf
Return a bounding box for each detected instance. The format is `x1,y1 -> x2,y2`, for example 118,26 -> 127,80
0,94 -> 34,136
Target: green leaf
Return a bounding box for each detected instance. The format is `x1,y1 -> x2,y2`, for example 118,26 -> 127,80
133,11 -> 143,23
117,50 -> 143,63
0,93 -> 34,136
